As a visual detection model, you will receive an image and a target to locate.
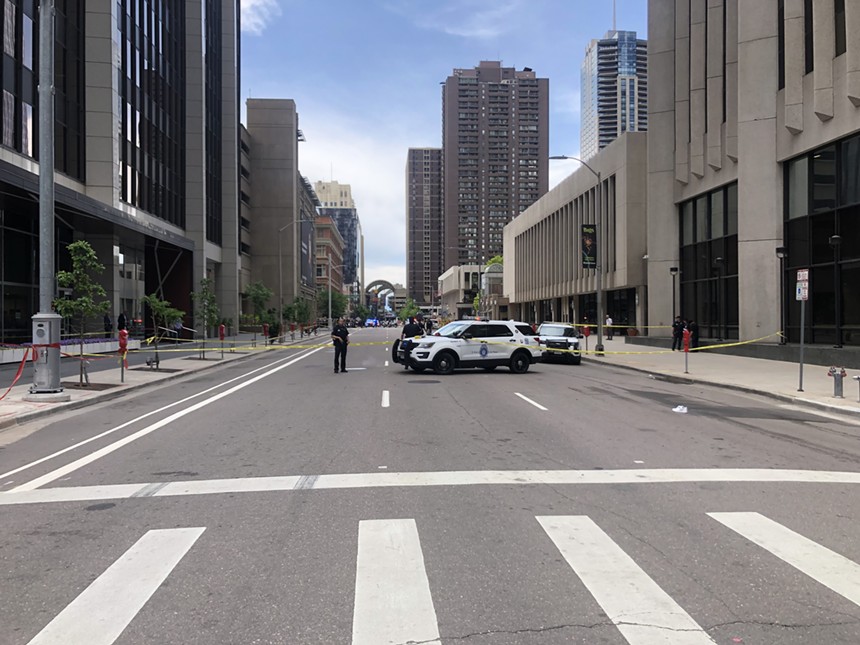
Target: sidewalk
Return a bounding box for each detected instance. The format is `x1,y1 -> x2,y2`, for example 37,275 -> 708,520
584,342 -> 860,416
2,334 -> 859,431
0,333 -> 318,431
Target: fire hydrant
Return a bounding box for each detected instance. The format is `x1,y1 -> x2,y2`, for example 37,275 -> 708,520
828,366 -> 847,398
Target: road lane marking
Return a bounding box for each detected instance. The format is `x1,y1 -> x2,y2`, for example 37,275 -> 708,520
12,347 -> 325,492
538,516 -> 716,644
709,512 -> 860,606
381,390 -> 390,408
384,360 -> 389,367
2,469 -> 860,506
0,347 -> 322,484
353,519 -> 440,645
515,392 -> 547,411
27,527 -> 204,645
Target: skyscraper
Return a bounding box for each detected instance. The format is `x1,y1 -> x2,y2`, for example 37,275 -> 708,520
581,31 -> 648,160
315,180 -> 363,302
406,148 -> 443,306
442,61 -> 548,270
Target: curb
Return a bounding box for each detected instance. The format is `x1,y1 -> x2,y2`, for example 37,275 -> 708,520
582,357 -> 860,418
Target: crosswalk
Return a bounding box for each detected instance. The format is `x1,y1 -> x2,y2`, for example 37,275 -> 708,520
19,512 -> 860,644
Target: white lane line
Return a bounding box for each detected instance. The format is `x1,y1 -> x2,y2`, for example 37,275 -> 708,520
381,390 -> 390,408
12,347 -> 325,492
352,519 -> 440,645
515,392 -> 547,411
538,516 -> 715,644
384,360 -> 389,367
27,527 -> 205,645
709,512 -> 860,606
3,469 -> 860,506
0,348 -> 321,484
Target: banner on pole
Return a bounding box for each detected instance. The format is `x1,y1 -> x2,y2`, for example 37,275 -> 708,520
581,224 -> 597,269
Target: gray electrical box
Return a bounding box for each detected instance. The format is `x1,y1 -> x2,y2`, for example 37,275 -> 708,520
30,313 -> 63,393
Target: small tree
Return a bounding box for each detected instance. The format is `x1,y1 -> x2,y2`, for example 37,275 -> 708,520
291,297 -> 312,328
397,298 -> 421,321
192,278 -> 220,358
316,289 -> 348,322
141,293 -> 184,370
54,241 -> 110,386
485,255 -> 503,267
245,281 -> 273,323
352,303 -> 370,323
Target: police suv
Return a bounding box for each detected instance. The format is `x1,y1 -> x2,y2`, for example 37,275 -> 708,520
396,320 -> 542,375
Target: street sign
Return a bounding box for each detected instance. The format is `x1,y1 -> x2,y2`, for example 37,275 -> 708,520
796,269 -> 809,281
795,283 -> 809,301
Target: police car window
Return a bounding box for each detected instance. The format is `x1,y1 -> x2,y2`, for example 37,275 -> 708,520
487,324 -> 513,337
465,324 -> 489,337
515,324 -> 535,335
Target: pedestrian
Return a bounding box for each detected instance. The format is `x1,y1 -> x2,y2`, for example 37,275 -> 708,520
425,317 -> 433,334
117,311 -> 127,331
671,315 -> 684,351
104,313 -> 112,335
605,314 -> 614,340
688,319 -> 699,349
331,317 -> 349,373
401,316 -> 424,340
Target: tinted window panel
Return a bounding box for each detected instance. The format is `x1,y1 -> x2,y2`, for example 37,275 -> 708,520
787,156 -> 809,219
812,147 -> 836,212
841,136 -> 860,207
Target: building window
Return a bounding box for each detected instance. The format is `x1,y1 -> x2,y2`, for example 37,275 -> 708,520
804,0 -> 814,74
835,0 -> 846,56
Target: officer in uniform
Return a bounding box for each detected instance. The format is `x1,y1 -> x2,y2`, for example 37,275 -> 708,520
331,317 -> 350,373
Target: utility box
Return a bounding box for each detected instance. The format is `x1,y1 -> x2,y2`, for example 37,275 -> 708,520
30,313 -> 63,393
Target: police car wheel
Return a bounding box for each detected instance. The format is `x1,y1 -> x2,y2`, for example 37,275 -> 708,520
510,351 -> 530,374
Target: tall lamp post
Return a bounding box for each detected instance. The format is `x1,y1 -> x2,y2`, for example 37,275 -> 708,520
713,256 -> 724,341
278,218 -> 316,338
550,155 -> 604,354
775,247 -> 787,344
669,266 -> 679,322
829,235 -> 842,348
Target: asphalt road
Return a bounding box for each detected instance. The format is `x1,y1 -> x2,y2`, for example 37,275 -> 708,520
2,327 -> 860,644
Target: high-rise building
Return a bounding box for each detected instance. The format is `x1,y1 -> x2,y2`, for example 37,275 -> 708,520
580,30 -> 648,160
315,180 -> 363,300
442,61 -> 549,270
406,148 -> 443,306
0,1 -> 240,344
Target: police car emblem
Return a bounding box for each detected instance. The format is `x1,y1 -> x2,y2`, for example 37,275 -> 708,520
479,344 -> 489,357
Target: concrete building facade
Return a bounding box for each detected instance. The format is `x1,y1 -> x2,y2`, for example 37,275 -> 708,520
315,180 -> 363,309
244,99 -> 317,319
647,0 -> 860,347
406,147 -> 443,307
504,133 -> 648,328
315,214 -> 345,296
0,0 -> 240,344
442,61 -> 549,271
581,30 -> 649,160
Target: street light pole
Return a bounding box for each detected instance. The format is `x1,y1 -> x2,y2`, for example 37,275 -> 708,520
549,156 -> 604,355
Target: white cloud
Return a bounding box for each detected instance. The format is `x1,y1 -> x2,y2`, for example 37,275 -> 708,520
386,0 -> 525,39
241,0 -> 281,35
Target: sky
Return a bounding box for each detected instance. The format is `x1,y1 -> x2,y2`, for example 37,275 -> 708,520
240,0 -> 648,287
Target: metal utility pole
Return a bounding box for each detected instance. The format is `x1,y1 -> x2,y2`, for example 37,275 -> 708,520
29,0 -> 66,397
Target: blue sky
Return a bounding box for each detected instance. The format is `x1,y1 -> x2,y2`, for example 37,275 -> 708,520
240,0 -> 648,286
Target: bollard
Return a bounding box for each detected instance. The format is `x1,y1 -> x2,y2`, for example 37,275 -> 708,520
854,375 -> 860,403
828,366 -> 847,398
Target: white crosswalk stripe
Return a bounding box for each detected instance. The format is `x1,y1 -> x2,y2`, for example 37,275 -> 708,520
352,519 -> 440,645
538,515 -> 716,644
709,511 -> 860,607
27,527 -> 205,645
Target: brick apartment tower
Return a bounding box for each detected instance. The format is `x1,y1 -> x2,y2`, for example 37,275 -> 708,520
442,61 -> 549,271
406,148 -> 443,306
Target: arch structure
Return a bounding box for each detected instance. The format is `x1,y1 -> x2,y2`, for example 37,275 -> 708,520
365,280 -> 396,318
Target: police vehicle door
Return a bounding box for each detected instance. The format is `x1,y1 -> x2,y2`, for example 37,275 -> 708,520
460,323 -> 489,361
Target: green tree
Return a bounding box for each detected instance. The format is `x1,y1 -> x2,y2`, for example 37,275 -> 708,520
485,255 -> 503,266
245,281 -> 273,322
290,297 -> 312,327
141,293 -> 184,370
316,289 -> 348,321
191,277 -> 220,358
397,298 -> 421,321
352,303 -> 370,323
54,240 -> 110,386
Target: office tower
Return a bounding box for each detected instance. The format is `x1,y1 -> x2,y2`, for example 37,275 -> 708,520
442,61 -> 549,270
315,180 -> 362,296
406,148 -> 443,306
0,1 -> 240,344
580,30 -> 648,160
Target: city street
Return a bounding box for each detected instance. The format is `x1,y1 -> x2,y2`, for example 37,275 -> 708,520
2,327 -> 860,644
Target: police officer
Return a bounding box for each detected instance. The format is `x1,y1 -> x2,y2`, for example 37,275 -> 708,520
401,316 -> 424,340
331,317 -> 350,373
